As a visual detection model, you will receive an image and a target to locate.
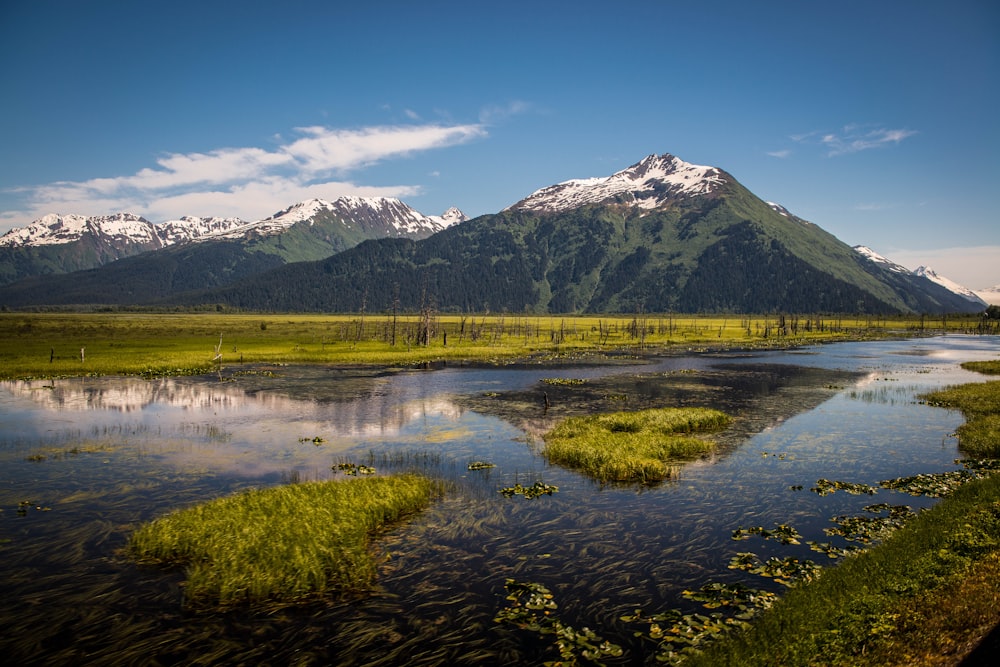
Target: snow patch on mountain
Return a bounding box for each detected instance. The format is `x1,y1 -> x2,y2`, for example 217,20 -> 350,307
0,197 -> 466,249
914,266 -> 988,305
853,246 -> 912,274
200,197 -> 466,241
973,285 -> 1000,306
507,154 -> 726,213
0,213 -> 160,248
157,216 -> 247,245
854,246 -> 987,306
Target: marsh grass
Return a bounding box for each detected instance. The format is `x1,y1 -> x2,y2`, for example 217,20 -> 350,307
921,380 -> 1000,458
542,407 -> 730,483
684,473 -> 1000,667
127,474 -> 444,607
0,311 -> 973,380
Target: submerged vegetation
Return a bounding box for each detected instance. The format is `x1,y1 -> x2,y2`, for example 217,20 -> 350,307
127,475 -> 443,607
503,464 -> 1000,666
684,472 -> 1000,667
0,310 -> 986,380
542,407 -> 730,483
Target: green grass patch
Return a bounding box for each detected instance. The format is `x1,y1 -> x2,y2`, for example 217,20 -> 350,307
962,359 -> 1000,375
921,380 -> 1000,457
0,311 -> 970,380
683,473 -> 1000,667
542,407 -> 730,483
127,475 -> 443,608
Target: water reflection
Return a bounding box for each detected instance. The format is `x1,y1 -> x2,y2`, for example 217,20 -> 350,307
0,335 -> 997,665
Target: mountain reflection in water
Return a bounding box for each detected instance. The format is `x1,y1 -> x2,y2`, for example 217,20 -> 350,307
0,335 -> 997,666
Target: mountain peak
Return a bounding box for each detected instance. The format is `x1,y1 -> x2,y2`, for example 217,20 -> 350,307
507,153 -> 727,214
854,248 -> 987,306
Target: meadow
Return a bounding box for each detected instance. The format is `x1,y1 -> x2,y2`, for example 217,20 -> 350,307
0,310 -> 983,380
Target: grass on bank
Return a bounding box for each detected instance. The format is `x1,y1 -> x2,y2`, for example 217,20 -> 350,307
127,474 -> 444,608
542,407 -> 731,483
683,472 -> 1000,667
921,361 -> 1000,458
0,311 -> 983,380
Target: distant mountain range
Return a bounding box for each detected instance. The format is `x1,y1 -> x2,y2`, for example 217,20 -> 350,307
0,154 -> 988,314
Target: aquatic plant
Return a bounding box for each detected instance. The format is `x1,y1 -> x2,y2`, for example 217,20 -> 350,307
619,583 -> 778,665
499,481 -> 558,499
494,579 -> 623,666
542,407 -> 730,483
540,377 -> 587,386
684,473 -> 1000,666
810,478 -> 879,496
732,523 -> 803,545
333,462 -> 376,475
127,475 -> 443,607
467,461 -> 495,470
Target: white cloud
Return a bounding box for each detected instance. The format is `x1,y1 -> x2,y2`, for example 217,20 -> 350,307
767,149 -> 791,158
820,126 -> 917,156
789,125 -> 917,157
479,100 -> 531,124
1,122 -> 486,229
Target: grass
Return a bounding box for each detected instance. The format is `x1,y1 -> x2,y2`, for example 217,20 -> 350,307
541,407 -> 731,483
682,472 -> 1000,667
126,474 -> 444,608
921,363 -> 1000,457
0,311 -> 982,380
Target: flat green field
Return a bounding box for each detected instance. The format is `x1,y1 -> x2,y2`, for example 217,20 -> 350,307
0,311 -> 976,380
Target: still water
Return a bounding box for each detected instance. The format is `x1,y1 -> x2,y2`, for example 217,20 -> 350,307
1,335 -> 997,665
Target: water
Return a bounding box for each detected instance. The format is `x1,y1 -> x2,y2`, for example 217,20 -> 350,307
0,335 -> 996,665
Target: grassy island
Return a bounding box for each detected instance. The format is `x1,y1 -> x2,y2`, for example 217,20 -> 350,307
127,474 -> 444,607
542,407 -> 730,483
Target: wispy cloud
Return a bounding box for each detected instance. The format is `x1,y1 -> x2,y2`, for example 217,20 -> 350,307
2,122 -> 486,228
793,124 -> 917,156
479,100 -> 532,124
766,149 -> 791,159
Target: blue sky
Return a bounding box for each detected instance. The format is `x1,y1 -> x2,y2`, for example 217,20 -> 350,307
1,0 -> 997,288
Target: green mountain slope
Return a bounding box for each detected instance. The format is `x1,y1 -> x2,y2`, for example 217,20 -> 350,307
173,175 -> 975,314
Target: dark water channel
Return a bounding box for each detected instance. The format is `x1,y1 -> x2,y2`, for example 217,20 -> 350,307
1,335 -> 997,665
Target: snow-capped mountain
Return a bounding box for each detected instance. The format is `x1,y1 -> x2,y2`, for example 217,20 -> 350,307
202,197 -> 466,241
0,197 -> 466,286
0,197 -> 464,250
853,246 -> 987,306
157,216 -> 248,245
852,246 -> 913,275
914,266 -> 988,306
0,213 -> 163,249
974,285 -> 1000,306
506,154 -> 727,213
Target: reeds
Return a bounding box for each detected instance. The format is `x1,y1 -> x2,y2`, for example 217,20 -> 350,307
127,474 -> 444,607
542,407 -> 730,483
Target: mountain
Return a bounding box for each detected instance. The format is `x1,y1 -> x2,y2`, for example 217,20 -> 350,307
913,266 -> 987,306
851,247 -> 987,307
155,154 -> 982,315
0,213 -> 233,284
0,198 -> 464,288
508,154 -> 726,213
974,285 -> 1000,306
0,198 -> 465,306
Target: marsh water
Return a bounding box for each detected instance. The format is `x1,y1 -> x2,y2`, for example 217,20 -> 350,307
1,335 -> 997,665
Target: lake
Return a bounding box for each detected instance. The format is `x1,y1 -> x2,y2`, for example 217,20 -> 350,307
1,334 -> 997,665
